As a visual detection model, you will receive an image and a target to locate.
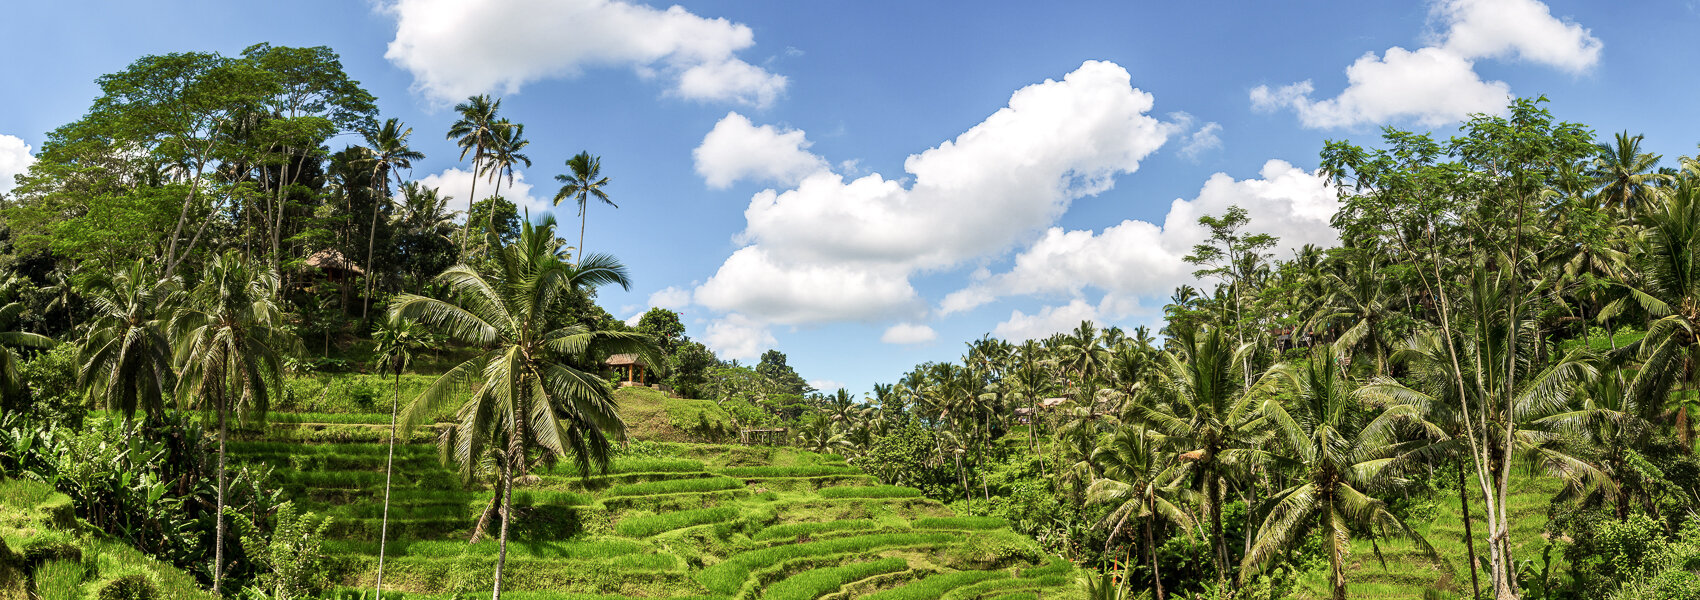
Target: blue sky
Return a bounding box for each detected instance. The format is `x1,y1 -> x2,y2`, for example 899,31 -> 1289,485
2,0 -> 1697,394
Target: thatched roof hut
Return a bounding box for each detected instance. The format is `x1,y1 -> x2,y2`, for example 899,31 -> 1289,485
304,249 -> 365,277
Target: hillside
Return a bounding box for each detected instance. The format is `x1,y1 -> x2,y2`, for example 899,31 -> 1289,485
234,389 -> 1080,599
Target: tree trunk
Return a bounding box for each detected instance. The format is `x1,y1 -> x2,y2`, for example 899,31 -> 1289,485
214,406 -> 227,593
1207,465 -> 1225,586
492,440 -> 515,600
460,149 -> 482,254
375,368 -> 401,598
363,176 -> 383,322
1147,495 -> 1165,600
577,200 -> 588,267
1459,456 -> 1481,600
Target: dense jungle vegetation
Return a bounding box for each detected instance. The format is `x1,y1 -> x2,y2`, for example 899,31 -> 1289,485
3,43 -> 1700,600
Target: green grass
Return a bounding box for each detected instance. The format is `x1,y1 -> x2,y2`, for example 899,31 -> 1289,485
912,517 -> 1009,530
615,387 -> 735,442
762,557 -> 910,600
616,507 -> 741,537
753,519 -> 888,541
603,476 -> 746,497
717,465 -> 861,478
818,485 -> 924,499
696,532 -> 959,595
546,457 -> 706,477
863,569 -> 1011,600
33,559 -> 85,600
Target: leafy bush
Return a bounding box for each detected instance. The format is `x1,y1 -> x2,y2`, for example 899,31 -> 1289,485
615,506 -> 740,537
232,501 -> 334,599
763,557 -> 910,600
819,485 -> 923,499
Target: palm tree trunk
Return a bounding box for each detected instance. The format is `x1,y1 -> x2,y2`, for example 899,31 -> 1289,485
363,178 -> 382,322
577,201 -> 588,267
460,149 -> 482,253
1458,456 -> 1481,600
1207,465 -> 1225,586
375,368 -> 400,598
1147,496 -> 1164,600
492,441 -> 515,600
954,453 -> 971,516
214,406 -> 228,593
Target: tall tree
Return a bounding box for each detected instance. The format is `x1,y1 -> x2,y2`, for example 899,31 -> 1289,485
446,95 -> 504,252
552,151 -> 615,266
169,251 -> 294,593
370,313 -> 422,599
390,218 -> 660,600
357,118 -> 423,320
1087,427 -> 1195,600
77,261 -> 180,425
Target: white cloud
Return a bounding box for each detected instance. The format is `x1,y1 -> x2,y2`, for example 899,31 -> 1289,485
880,323 -> 937,345
1178,122 -> 1222,160
943,159 -> 1337,315
993,299 -> 1104,343
692,60 -> 1172,334
809,379 -> 844,392
1434,0 -> 1602,72
414,167 -> 553,221
703,313 -> 776,360
694,112 -> 829,189
383,0 -> 786,107
0,135 -> 36,196
1251,0 -> 1600,128
647,286 -> 693,310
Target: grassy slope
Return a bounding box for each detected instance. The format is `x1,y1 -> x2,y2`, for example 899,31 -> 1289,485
0,478 -> 218,600
615,386 -> 735,443
1293,475 -> 1564,599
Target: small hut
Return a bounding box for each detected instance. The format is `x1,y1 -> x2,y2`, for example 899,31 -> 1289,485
606,354 -> 650,386
304,249 -> 365,284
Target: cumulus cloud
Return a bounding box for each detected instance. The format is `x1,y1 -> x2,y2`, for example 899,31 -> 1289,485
993,299 -> 1104,342
694,246 -> 923,325
694,112 -> 830,189
0,135 -> 36,196
809,379 -> 844,392
383,0 -> 786,107
1251,0 -> 1600,128
943,159 -> 1337,315
415,167 -> 554,220
647,286 -> 693,310
702,313 -> 776,360
880,323 -> 937,345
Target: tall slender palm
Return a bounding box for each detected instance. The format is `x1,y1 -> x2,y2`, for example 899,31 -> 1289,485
390,218 -> 660,600
371,314 -> 422,599
1086,427 -> 1195,600
1316,251 -> 1399,374
1058,321 -> 1110,405
169,251 -> 294,593
358,118 -> 424,320
1124,326 -> 1258,586
552,152 -> 615,266
478,121 -> 532,255
1241,350 -> 1436,600
447,95 -> 504,252
1591,131 -> 1669,215
77,261 -> 180,425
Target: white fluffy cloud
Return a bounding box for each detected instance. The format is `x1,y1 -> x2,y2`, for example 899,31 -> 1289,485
809,379 -> 845,392
880,323 -> 938,345
647,286 -> 693,310
0,135 -> 35,196
702,313 -> 777,360
993,299 -> 1104,342
383,0 -> 786,107
1179,122 -> 1223,161
1251,0 -> 1600,128
415,167 -> 554,220
943,159 -> 1337,315
692,60 -> 1172,336
694,112 -> 830,189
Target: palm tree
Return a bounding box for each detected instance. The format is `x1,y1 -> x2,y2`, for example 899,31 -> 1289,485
1058,321 -> 1110,406
1591,131 -> 1668,215
371,313 -> 423,599
358,118 -> 424,320
169,251 -> 294,593
552,152 -> 615,266
1124,326 -> 1258,586
0,301 -> 53,404
1087,427 -> 1195,600
77,261 -> 180,425
481,120 -> 531,215
446,95 -> 504,252
1618,177 -> 1700,450
390,218 -> 660,600
1241,350 -> 1436,600
1316,251 -> 1400,374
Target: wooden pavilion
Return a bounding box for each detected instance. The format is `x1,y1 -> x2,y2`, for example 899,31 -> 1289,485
606,353 -> 651,386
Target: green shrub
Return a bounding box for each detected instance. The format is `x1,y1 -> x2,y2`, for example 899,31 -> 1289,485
95,572 -> 156,600
763,557 -> 909,600
912,517 -> 1009,530
33,558 -> 86,600
603,476 -> 744,497
615,506 -> 740,537
819,485 -> 923,499
862,569 -> 1010,600
754,519 -> 886,541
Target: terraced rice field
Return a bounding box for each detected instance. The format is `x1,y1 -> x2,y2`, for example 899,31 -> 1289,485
1292,475 -> 1565,600
239,414 -> 1081,599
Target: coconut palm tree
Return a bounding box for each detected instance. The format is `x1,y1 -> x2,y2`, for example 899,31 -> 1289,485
371,313 -> 423,599
1087,427 -> 1195,600
358,118 -> 424,320
1315,251 -> 1400,374
0,301 -> 53,404
447,95 -> 504,251
1241,349 -> 1436,600
1591,131 -> 1668,215
390,217 -> 660,600
552,151 -> 615,266
1618,177 -> 1700,450
169,251 -> 295,593
77,261 -> 180,425
1124,326 -> 1258,586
